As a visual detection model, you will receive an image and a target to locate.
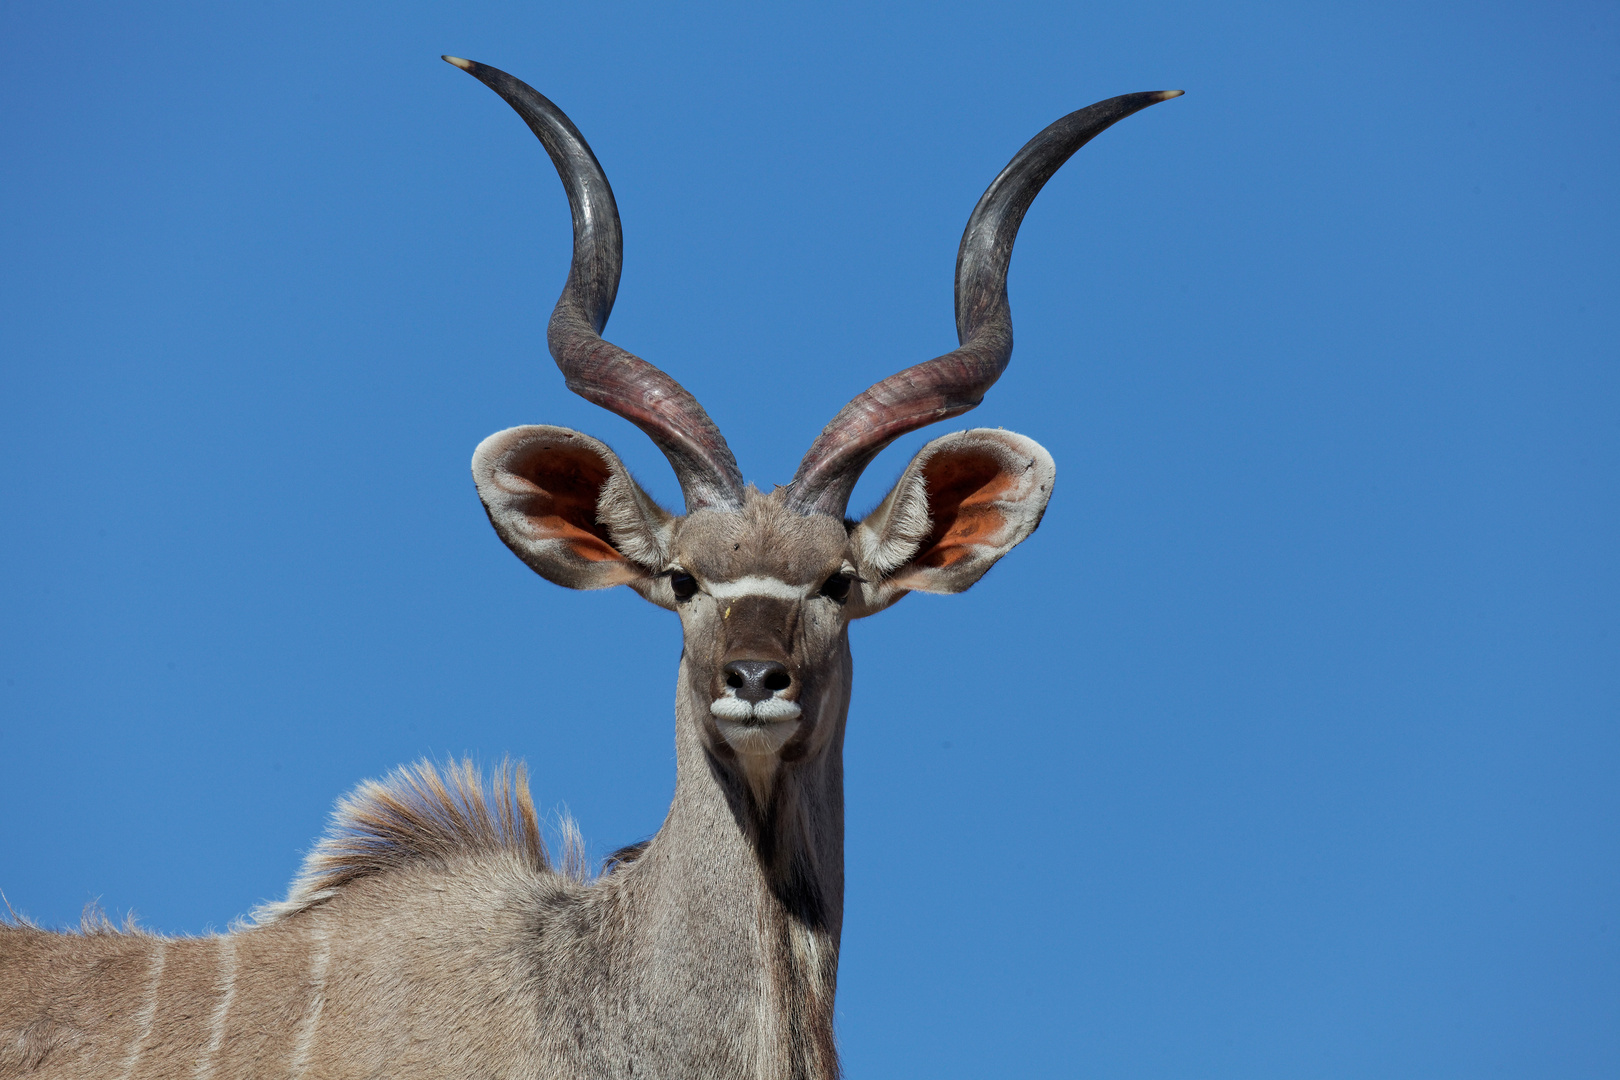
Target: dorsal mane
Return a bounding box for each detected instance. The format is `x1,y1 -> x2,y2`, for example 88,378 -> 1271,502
255,759 -> 570,924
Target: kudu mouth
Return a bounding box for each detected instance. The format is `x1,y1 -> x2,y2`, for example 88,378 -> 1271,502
711,696 -> 803,725
710,657 -> 803,754
711,688 -> 804,758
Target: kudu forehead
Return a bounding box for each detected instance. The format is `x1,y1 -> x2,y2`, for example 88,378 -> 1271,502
672,490 -> 850,585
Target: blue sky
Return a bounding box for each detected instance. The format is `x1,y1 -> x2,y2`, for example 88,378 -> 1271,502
2,1 -> 1616,1076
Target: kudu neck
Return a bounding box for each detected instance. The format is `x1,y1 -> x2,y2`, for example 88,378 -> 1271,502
652,651 -> 849,939
600,654 -> 847,1076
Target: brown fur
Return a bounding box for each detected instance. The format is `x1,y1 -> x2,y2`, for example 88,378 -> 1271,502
1,752 -> 840,1080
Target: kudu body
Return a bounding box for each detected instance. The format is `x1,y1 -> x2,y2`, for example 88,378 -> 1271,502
0,59 -> 1178,1079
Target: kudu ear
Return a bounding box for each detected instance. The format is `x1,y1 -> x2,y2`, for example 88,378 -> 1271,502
472,426 -> 672,592
852,429 -> 1055,609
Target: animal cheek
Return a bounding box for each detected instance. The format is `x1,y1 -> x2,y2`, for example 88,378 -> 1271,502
675,600 -> 718,632
801,605 -> 846,641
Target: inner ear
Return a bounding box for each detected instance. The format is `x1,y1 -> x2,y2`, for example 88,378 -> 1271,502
855,428 -> 1055,598
472,426 -> 671,591
910,450 -> 1020,570
503,443 -> 619,561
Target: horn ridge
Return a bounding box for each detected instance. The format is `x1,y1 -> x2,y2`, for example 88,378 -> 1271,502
785,90 -> 1182,517
447,57 -> 745,512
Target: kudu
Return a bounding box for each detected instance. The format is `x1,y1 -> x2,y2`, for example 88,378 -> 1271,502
0,58 -> 1178,1079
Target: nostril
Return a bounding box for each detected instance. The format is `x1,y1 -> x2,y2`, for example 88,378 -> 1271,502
722,660 -> 792,704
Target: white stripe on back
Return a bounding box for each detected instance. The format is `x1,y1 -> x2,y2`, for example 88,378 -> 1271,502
288,921 -> 331,1078
193,936 -> 236,1080
115,941 -> 166,1080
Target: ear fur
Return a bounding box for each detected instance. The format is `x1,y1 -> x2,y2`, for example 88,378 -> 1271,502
853,428 -> 1054,605
471,426 -> 672,590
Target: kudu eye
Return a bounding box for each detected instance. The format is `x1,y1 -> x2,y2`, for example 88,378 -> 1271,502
819,574 -> 852,603
670,573 -> 698,601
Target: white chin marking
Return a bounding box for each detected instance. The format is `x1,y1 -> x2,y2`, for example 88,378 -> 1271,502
716,718 -> 798,755
711,696 -> 802,755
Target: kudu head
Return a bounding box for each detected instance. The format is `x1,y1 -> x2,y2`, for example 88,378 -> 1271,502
450,58 -> 1177,790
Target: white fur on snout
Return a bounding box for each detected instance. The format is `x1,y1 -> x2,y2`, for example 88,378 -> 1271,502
752,698 -> 802,721
709,696 -> 802,723
710,697 -> 755,721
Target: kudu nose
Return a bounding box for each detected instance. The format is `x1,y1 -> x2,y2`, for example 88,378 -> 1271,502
723,660 -> 792,704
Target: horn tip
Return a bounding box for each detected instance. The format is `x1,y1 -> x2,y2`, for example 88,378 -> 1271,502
1155,89 -> 1185,101
442,55 -> 474,70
